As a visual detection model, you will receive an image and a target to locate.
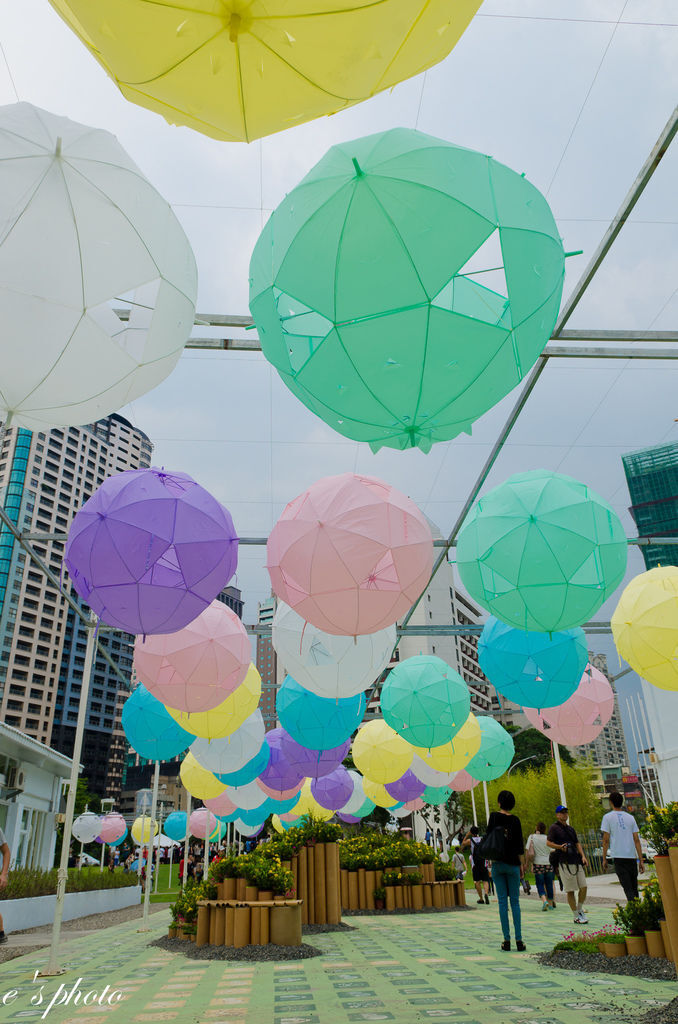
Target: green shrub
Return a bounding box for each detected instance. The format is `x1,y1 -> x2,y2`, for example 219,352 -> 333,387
339,831 -> 431,871
643,803 -> 678,856
0,867 -> 139,900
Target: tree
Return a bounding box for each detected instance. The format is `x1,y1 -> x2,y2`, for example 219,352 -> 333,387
508,727 -> 574,771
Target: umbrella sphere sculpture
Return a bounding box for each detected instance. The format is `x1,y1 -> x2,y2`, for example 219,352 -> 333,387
611,566 -> 678,691
478,617 -> 587,708
267,473 -> 433,636
190,709 -> 266,775
523,664 -> 614,746
465,716 -> 515,782
272,601 -> 395,698
72,812 -> 101,844
134,600 -> 250,712
165,663 -> 262,739
276,675 -> 366,750
122,684 -> 195,761
351,718 -> 413,784
251,127 -> 565,453
457,470 -> 627,632
381,654 -> 470,749
48,2 -> 480,143
65,467 -> 238,636
0,102 -> 196,429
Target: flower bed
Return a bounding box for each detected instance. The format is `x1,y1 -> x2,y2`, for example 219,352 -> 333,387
0,866 -> 139,900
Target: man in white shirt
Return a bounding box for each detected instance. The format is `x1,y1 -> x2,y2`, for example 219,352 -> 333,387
601,792 -> 644,902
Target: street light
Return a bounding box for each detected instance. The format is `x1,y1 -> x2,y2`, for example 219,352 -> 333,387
507,755 -> 538,775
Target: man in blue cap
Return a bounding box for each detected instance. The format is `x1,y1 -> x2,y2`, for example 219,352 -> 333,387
547,805 -> 589,924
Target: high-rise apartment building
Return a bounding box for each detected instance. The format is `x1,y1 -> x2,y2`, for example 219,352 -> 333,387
256,597 -> 281,731
0,414 -> 152,799
623,442 -> 678,569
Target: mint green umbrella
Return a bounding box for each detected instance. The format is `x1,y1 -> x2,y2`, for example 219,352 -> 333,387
465,717 -> 514,782
457,470 -> 627,633
380,654 -> 470,748
250,127 -> 565,453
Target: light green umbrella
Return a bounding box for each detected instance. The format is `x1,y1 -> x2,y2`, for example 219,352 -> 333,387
380,654 -> 470,749
250,127 -> 565,453
465,717 -> 514,782
456,470 -> 627,633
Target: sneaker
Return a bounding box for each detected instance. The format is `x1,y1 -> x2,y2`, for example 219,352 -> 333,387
573,912 -> 586,924
501,940 -> 511,951
542,902 -> 549,911
578,911 -> 589,924
516,940 -> 526,952
550,901 -> 557,909
477,898 -> 484,904
0,933 -> 7,945
484,895 -> 490,905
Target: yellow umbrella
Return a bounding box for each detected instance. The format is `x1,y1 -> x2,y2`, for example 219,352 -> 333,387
612,566 -> 678,691
352,719 -> 412,784
362,777 -> 398,809
291,778 -> 334,821
414,713 -> 482,774
166,663 -> 261,738
49,1 -> 481,142
180,752 -> 225,800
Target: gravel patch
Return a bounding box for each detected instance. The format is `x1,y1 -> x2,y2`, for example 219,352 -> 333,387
636,996 -> 678,1024
535,949 -> 677,981
343,906 -> 472,917
303,922 -> 356,934
0,946 -> 40,965
149,936 -> 323,961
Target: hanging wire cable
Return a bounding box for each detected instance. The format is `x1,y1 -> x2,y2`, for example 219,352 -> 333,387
0,39 -> 19,101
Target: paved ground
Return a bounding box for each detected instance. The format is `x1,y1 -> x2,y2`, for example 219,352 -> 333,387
0,896 -> 673,1024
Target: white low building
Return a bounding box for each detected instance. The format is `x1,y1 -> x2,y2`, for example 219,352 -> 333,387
0,722 -> 72,870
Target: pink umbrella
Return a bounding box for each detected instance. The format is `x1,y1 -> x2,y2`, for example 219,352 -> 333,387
99,812 -> 127,843
258,778 -> 304,801
522,664 -> 614,746
403,797 -> 425,811
450,770 -> 480,792
134,600 -> 250,713
189,807 -> 218,839
267,473 -> 433,636
204,790 -> 238,817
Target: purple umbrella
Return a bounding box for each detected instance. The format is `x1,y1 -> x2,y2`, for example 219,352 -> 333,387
65,467 -> 238,635
280,732 -> 350,780
385,770 -> 427,803
311,767 -> 354,811
336,812 -> 361,824
258,728 -> 306,794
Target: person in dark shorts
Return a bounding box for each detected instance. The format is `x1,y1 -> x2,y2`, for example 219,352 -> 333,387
462,826 -> 490,904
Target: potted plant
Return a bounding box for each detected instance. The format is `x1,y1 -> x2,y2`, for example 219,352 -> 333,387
598,929 -> 628,958
373,886 -> 386,910
614,896 -> 649,955
640,878 -> 666,958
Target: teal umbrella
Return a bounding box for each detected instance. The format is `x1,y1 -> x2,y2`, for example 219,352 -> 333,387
421,785 -> 452,805
250,127 -> 564,453
457,470 -> 627,632
465,717 -> 514,782
380,654 -> 470,749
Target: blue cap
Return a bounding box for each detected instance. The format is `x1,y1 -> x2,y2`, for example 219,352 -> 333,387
556,805 -> 568,813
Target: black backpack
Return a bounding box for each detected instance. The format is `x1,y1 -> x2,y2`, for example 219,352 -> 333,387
476,824 -> 507,862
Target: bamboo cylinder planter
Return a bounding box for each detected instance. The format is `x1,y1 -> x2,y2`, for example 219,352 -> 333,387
645,930 -> 666,958
660,920 -> 672,961
236,878 -> 247,901
224,878 -> 237,900
326,842 -> 341,924
432,883 -> 443,909
245,886 -> 259,903
423,883 -> 433,908
365,870 -> 376,911
196,906 -> 209,947
395,886 -> 404,909
348,870 -> 359,911
358,868 -> 367,909
225,907 -> 235,947
340,868 -> 349,911
250,906 -> 261,946
299,847 -> 309,925
233,907 -> 251,948
412,884 -> 424,911
260,905 -> 270,945
315,843 -> 327,925
654,857 -> 678,971
259,891 -> 273,903
625,934 -> 648,956
307,845 -> 315,922
168,926 -> 177,938
216,882 -> 226,900
602,941 -> 627,958
214,905 -> 226,946
385,886 -> 396,911
270,903 -> 303,946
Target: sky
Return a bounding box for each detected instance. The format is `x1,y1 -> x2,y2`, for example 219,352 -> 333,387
1,1 -> 677,768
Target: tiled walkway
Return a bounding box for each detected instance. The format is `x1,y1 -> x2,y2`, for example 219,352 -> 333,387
0,899 -> 673,1024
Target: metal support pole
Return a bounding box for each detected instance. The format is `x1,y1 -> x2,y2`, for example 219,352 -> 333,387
99,840 -> 106,873
470,786 -> 478,827
482,782 -> 490,825
154,801 -> 164,894
182,790 -> 191,887
139,761 -> 160,932
553,743 -> 567,807
203,832 -> 209,882
41,613 -> 98,977
167,845 -> 174,894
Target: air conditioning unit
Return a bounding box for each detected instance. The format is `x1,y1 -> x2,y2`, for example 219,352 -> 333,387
14,768 -> 26,792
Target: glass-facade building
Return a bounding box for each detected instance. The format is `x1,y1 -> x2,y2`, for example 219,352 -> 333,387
622,442 -> 678,569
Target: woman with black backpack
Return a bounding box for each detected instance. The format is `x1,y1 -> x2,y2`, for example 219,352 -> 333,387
479,789 -> 526,952
461,826 -> 490,904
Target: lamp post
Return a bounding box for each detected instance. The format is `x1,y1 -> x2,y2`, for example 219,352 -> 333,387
507,755 -> 538,775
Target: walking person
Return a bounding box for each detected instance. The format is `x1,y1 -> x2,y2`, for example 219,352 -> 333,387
462,826 -> 490,904
547,805 -> 589,924
601,792 -> 645,902
452,845 -> 466,881
483,790 -> 526,951
526,822 -> 556,910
